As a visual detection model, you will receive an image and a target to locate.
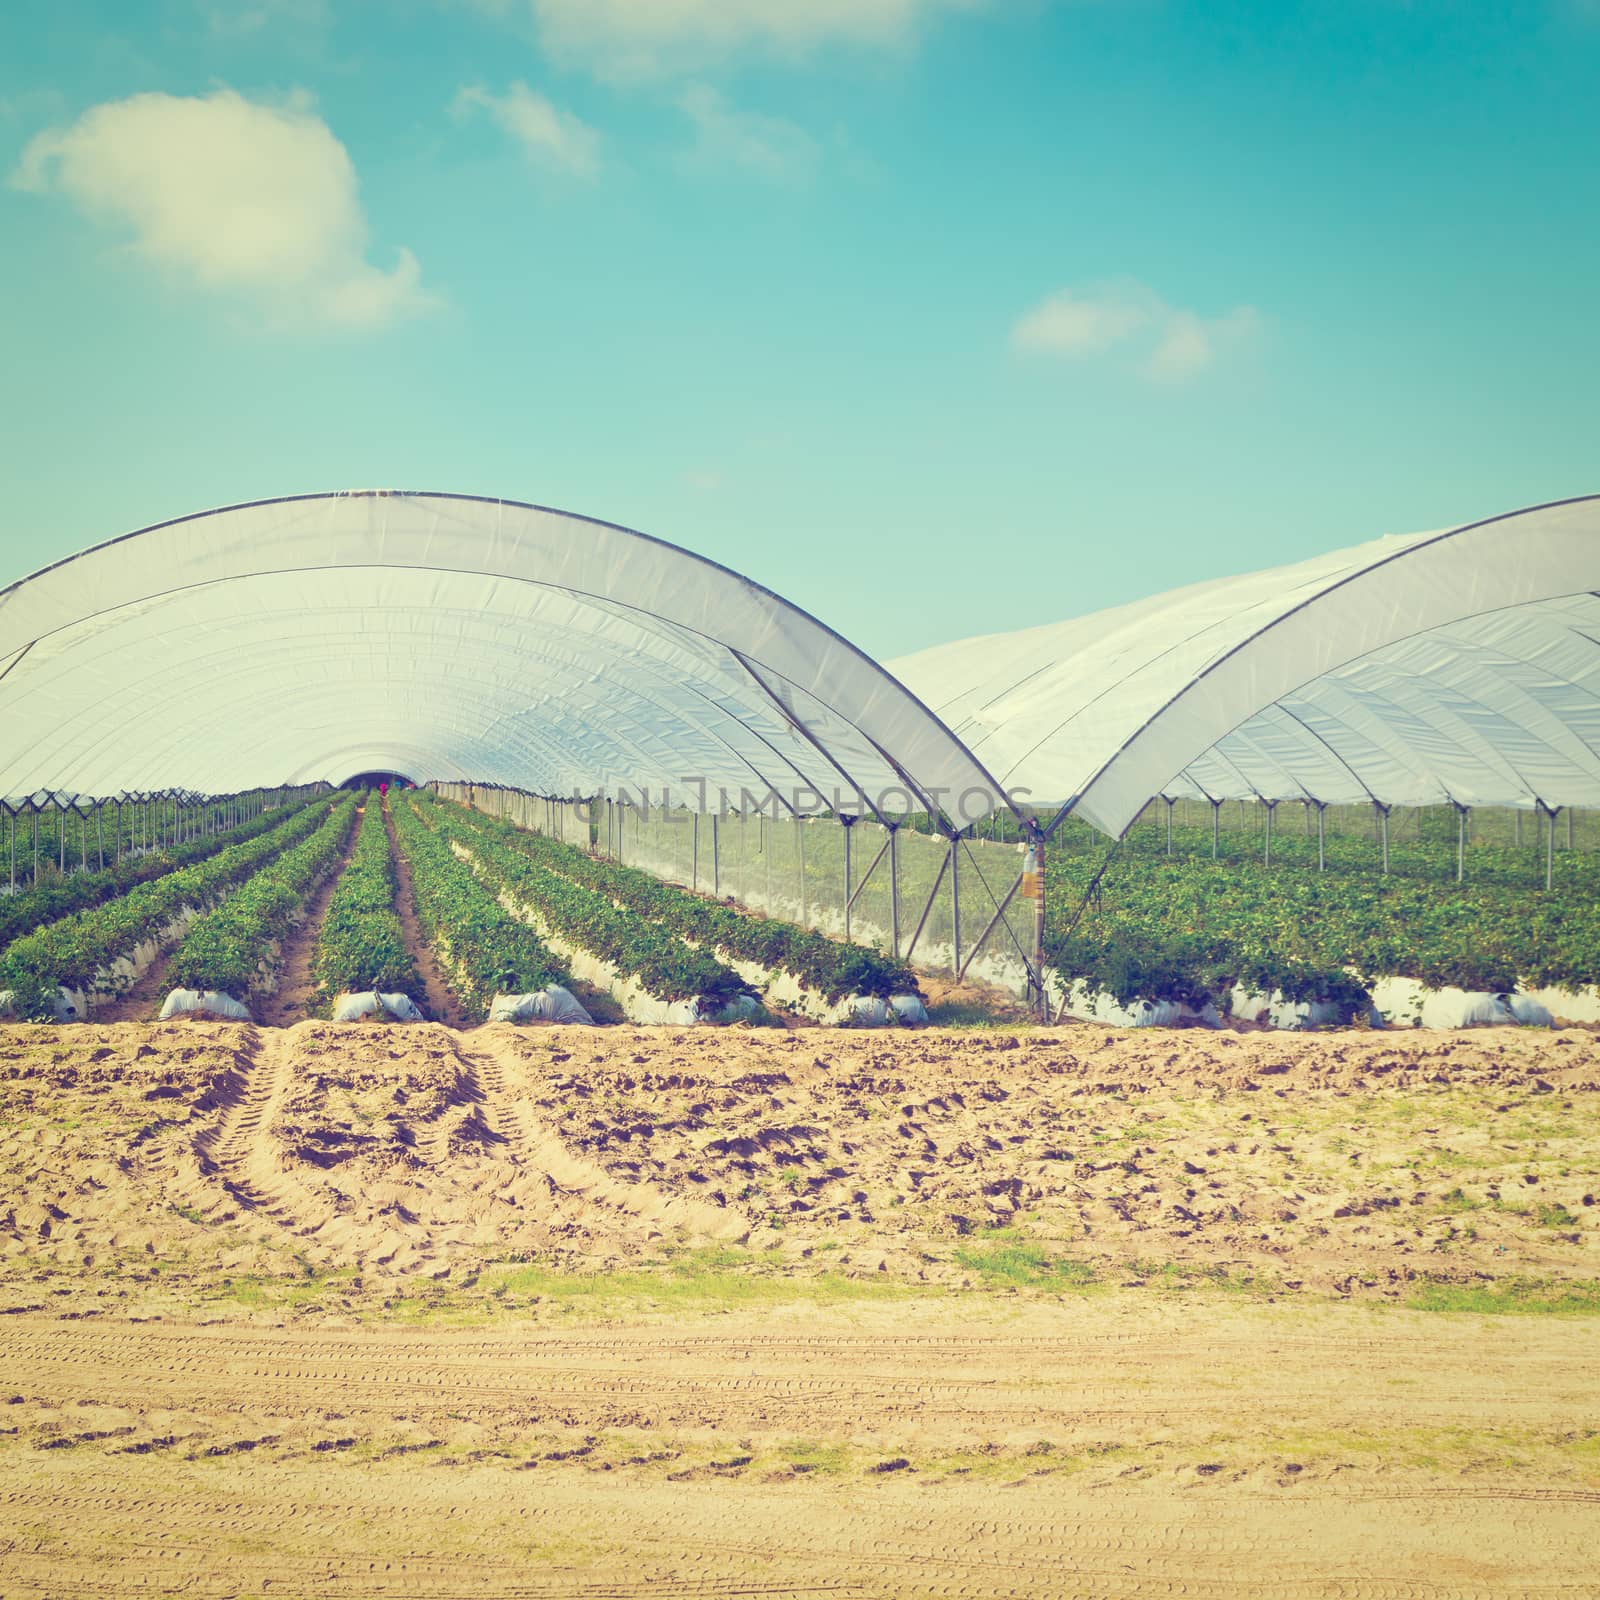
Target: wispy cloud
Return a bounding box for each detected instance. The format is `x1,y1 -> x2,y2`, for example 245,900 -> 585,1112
1011,281 -> 1262,383
12,88 -> 435,331
198,0 -> 330,38
676,85 -> 818,182
522,0 -> 982,78
453,81 -> 602,177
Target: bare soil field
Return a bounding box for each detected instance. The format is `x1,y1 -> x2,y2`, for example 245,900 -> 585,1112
2,1020 -> 1597,1597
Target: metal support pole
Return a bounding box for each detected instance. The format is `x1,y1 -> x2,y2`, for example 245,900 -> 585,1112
1263,800 -> 1275,868
1379,803 -> 1390,874
950,834 -> 962,975
842,817 -> 853,944
1456,804 -> 1466,883
889,825 -> 901,958
798,817 -> 807,925
1546,804 -> 1557,891
1165,797 -> 1174,857
712,813 -> 721,898
692,811 -> 700,892
1027,825 -> 1048,1021
96,806 -> 104,870
1211,799 -> 1220,860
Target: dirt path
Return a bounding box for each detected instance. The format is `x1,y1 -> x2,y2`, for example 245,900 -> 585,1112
1,1303 -> 1597,1597
382,795 -> 465,1027
92,947 -> 178,1023
255,805 -> 363,1027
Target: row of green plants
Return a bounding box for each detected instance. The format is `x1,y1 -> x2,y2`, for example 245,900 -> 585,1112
441,798 -> 922,1002
310,803 -> 421,1005
0,800 -> 335,1018
1099,806 -> 1600,892
389,796 -> 570,1023
0,800 -> 304,950
164,798 -> 359,1001
1042,826 -> 1600,1010
410,793 -> 752,1006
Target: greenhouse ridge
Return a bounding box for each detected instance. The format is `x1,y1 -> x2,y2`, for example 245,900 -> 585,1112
4,489 -> 1598,841
892,493 -> 1600,836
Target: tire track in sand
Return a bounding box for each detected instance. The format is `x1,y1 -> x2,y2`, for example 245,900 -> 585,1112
459,1033 -> 751,1244
181,1027 -> 337,1241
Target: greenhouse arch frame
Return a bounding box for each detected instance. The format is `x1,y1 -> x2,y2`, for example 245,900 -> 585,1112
0,489 -> 1016,829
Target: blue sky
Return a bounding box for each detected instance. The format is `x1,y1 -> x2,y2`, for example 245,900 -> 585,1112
2,0 -> 1597,658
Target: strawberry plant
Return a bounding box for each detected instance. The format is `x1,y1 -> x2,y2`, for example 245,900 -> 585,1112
310,803 -> 422,1005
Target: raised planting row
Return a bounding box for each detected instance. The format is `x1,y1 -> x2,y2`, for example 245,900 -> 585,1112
0,799 -> 309,950
0,799 -> 335,1020
389,794 -> 571,1023
162,797 -> 359,1008
1042,823 -> 1600,1021
310,803 -> 421,1010
435,796 -> 922,1006
405,793 -> 753,1017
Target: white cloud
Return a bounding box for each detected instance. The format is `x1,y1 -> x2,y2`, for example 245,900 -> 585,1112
1010,281 -> 1261,382
200,0 -> 330,37
11,89 -> 435,331
453,81 -> 601,177
1144,305 -> 1261,383
676,85 -> 818,182
526,0 -> 980,77
1009,284 -> 1156,357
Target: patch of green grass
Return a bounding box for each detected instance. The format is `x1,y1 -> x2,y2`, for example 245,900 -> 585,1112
953,1238 -> 1098,1290
1535,1203 -> 1582,1230
207,1265 -> 359,1310
1406,1276 -> 1600,1315
777,1438 -> 854,1475
469,1246 -> 916,1316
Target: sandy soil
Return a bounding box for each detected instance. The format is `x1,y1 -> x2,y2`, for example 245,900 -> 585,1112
1,1020 -> 1597,1596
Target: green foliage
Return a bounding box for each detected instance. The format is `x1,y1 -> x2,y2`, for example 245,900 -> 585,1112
411,794 -> 751,1006
310,804 -> 422,1003
388,797 -> 568,1021
434,797 -> 919,1003
1040,811 -> 1600,1009
0,800 -> 333,1018
165,799 -> 358,998
0,797 -> 287,949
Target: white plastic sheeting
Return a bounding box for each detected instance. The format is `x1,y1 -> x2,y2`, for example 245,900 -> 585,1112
890,497 -> 1600,837
0,491 -> 1010,823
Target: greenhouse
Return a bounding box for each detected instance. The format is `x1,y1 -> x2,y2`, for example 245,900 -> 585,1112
4,488 -> 1600,1020
890,493 -> 1600,840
